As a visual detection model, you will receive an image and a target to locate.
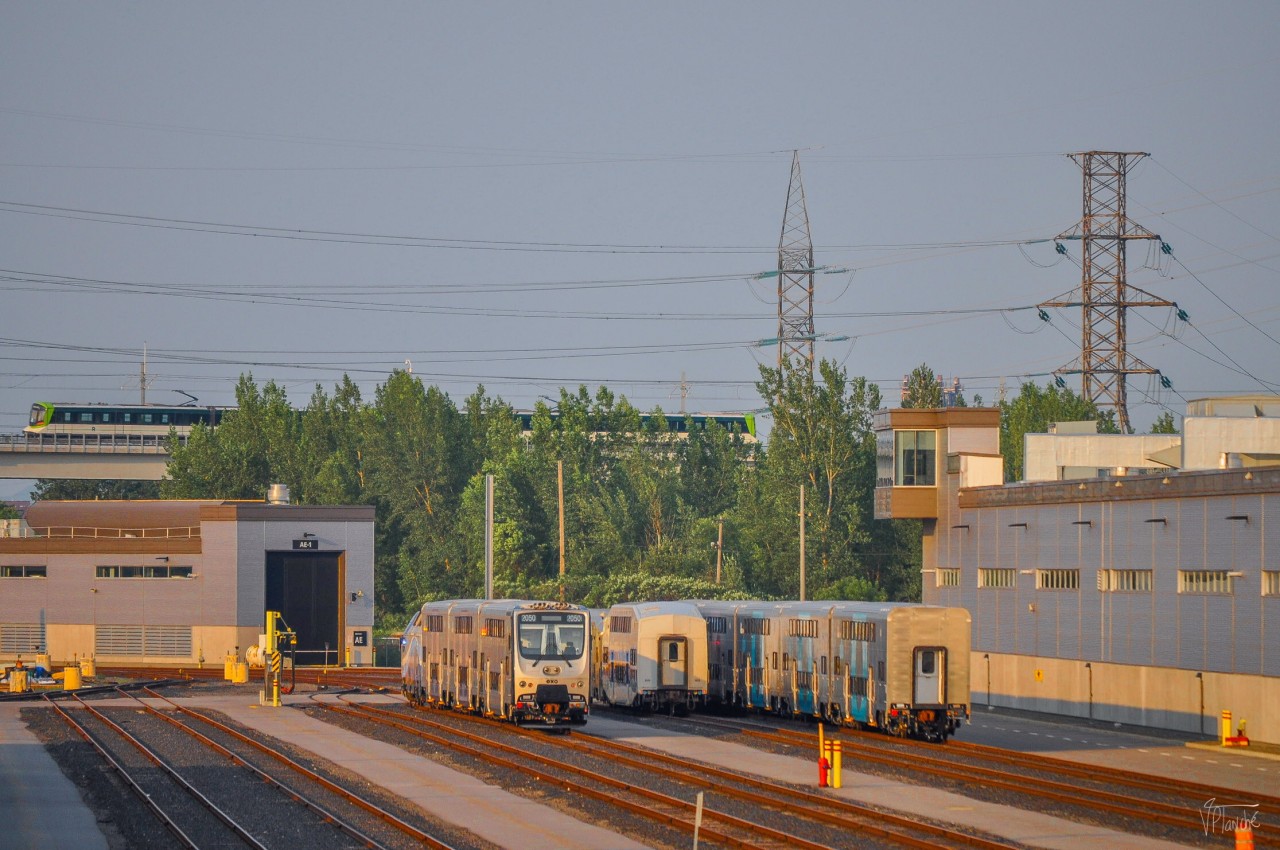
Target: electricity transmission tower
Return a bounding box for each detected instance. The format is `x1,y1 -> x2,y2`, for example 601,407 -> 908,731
777,151 -> 816,372
1040,151 -> 1170,433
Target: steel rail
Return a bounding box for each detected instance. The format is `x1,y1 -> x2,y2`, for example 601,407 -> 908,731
320,696 -> 799,850
136,687 -> 461,850
680,714 -> 1237,838
43,694 -> 202,850
57,692 -> 270,850
115,688 -> 390,850
366,698 -> 1019,850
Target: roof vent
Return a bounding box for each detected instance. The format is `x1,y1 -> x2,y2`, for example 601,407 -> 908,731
267,484 -> 290,505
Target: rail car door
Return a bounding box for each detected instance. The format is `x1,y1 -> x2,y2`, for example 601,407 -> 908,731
914,647 -> 945,705
657,636 -> 687,687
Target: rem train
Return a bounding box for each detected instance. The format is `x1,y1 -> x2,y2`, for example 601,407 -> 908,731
598,601 -> 709,715
597,600 -> 970,741
26,402 -> 228,437
402,599 -> 590,729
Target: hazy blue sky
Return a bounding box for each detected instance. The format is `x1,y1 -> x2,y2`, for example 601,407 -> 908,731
3,4 -> 1278,498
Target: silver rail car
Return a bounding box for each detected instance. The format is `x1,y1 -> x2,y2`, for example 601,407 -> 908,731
599,601 -> 709,715
402,599 -> 590,729
693,600 -> 970,741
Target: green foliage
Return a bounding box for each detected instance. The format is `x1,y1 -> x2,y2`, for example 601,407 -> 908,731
162,364 -> 927,621
33,480 -> 161,501
1149,411 -> 1180,434
901,363 -> 942,409
998,381 -> 1117,481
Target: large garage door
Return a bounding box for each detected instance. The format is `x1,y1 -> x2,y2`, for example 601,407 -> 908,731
265,552 -> 340,666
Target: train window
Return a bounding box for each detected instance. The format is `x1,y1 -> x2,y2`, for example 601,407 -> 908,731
426,614 -> 444,632
919,650 -> 936,675
711,664 -> 721,679
669,643 -> 679,662
706,616 -> 728,634
141,414 -> 154,424
123,413 -> 133,423
610,616 -> 632,633
833,656 -> 842,675
454,616 -> 473,634
877,661 -> 885,680
429,662 -> 438,681
782,652 -> 789,670
484,618 -> 506,638
741,618 -> 770,635
101,413 -> 113,423
79,413 -> 94,423
771,652 -> 778,670
840,620 -> 877,642
821,656 -> 828,675
788,619 -> 818,638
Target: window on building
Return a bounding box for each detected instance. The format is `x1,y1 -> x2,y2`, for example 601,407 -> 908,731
978,568 -> 1016,589
895,430 -> 937,486
1264,571 -> 1280,597
1178,570 -> 1235,594
1036,569 -> 1079,590
937,569 -> 961,588
0,565 -> 46,578
1097,569 -> 1153,592
95,565 -> 192,579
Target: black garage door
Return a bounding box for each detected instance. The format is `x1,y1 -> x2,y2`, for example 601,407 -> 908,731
265,552 -> 340,666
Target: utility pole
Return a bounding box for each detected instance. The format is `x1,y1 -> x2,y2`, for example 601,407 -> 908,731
557,460 -> 565,603
798,485 -> 806,602
484,474 -> 494,600
714,518 -> 724,585
1040,152 -> 1169,433
138,343 -> 153,405
777,151 -> 816,374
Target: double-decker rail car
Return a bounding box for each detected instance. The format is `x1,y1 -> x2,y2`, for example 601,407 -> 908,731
26,402 -> 229,437
599,601 -> 709,715
692,600 -> 970,741
402,599 -> 589,729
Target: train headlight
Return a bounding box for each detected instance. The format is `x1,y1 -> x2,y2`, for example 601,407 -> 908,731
575,681 -> 583,688
518,680 -> 528,688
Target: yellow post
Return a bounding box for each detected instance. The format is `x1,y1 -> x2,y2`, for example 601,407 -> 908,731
62,666 -> 82,691
1221,709 -> 1232,745
224,650 -> 236,681
818,722 -> 825,764
265,610 -> 281,707
79,656 -> 95,678
831,741 -> 843,789
8,669 -> 28,693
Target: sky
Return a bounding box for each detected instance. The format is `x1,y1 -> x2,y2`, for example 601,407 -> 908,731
3,3 -> 1279,499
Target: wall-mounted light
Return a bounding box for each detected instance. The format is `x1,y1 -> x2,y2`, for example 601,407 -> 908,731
1227,571 -> 1245,578
1161,477 -> 1172,485
350,590 -> 364,603
1084,662 -> 1091,669
1019,569 -> 1035,575
1027,603 -> 1037,612
1226,515 -> 1251,523
1072,520 -> 1092,527
1078,482 -> 1088,490
155,556 -> 169,563
302,532 -> 316,539
1008,521 -> 1029,529
1244,471 -> 1254,481
1114,479 -> 1124,488
951,524 -> 970,531
1144,518 -> 1168,525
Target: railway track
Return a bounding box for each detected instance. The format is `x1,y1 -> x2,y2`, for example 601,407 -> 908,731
43,685 -> 463,850
323,695 -> 1022,850
663,712 -> 1277,845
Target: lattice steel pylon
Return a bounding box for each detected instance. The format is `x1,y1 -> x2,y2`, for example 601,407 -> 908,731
777,151 -> 816,372
1040,151 -> 1171,433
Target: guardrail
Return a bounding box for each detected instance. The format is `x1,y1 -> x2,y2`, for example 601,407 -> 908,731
0,432 -> 186,453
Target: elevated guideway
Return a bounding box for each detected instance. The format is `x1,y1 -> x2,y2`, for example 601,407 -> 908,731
0,433 -> 180,480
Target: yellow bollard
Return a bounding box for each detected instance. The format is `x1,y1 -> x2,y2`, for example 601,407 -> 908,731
36,652 -> 51,671
79,657 -> 95,678
232,662 -> 249,684
818,722 -> 825,764
224,651 -> 236,681
63,666 -> 82,691
831,741 -> 843,789
1221,710 -> 1232,746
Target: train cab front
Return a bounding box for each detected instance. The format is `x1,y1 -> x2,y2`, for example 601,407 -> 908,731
514,605 -> 590,728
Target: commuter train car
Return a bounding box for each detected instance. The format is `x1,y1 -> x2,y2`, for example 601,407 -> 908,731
402,599 -> 590,729
599,601 -> 709,715
694,600 -> 970,741
26,402 -> 228,437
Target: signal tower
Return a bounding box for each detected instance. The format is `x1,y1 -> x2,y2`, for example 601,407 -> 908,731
777,151 -> 816,373
1040,151 -> 1171,433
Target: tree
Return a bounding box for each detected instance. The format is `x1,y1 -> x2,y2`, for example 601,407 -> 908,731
1149,411 -> 1180,434
32,480 -> 161,501
999,381 -> 1118,481
901,363 -> 942,408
